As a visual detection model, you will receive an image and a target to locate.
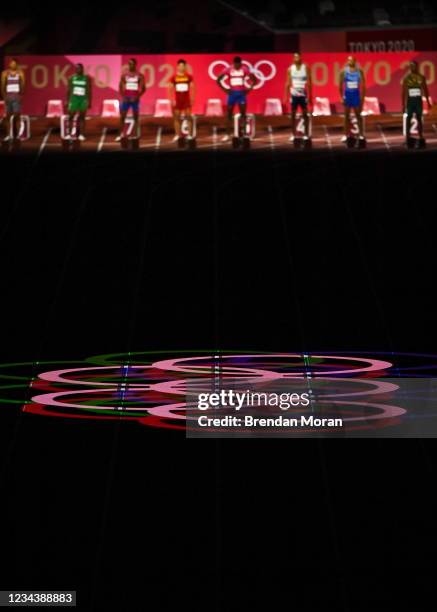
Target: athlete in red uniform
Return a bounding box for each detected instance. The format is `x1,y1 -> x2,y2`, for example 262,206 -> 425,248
217,57 -> 256,142
1,58 -> 25,142
116,58 -> 145,142
168,59 -> 195,142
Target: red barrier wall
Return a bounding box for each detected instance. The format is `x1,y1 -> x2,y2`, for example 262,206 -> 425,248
5,52 -> 437,114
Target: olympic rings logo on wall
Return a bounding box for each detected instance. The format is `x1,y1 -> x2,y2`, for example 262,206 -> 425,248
208,60 -> 277,89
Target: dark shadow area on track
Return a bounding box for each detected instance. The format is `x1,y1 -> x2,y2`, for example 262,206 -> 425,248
1,147 -> 437,610
1,147 -> 436,357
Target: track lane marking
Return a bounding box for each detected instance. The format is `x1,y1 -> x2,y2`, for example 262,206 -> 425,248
36,128 -> 52,158
155,126 -> 162,150
267,125 -> 275,150
323,126 -> 332,149
97,127 -> 107,152
378,125 -> 391,150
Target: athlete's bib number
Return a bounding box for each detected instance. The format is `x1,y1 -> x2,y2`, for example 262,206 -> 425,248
6,84 -> 20,93
346,81 -> 359,89
175,83 -> 189,92
73,86 -> 86,96
230,77 -> 244,87
408,88 -> 421,97
126,82 -> 139,91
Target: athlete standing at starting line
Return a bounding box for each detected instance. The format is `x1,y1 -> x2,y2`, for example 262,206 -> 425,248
67,63 -> 91,141
284,52 -> 312,142
168,59 -> 195,142
116,58 -> 145,142
217,56 -> 256,142
402,60 -> 431,142
1,58 -> 25,142
339,56 -> 366,142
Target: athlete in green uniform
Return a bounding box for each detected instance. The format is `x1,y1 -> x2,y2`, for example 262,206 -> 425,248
67,63 -> 91,141
402,61 -> 431,141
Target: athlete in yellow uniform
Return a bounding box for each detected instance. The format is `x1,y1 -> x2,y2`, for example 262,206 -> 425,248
168,59 -> 195,142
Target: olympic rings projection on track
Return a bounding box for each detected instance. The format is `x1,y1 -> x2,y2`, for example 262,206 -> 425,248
1,351 -> 437,433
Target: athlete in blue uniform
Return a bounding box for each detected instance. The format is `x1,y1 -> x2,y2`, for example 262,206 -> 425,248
339,56 -> 366,141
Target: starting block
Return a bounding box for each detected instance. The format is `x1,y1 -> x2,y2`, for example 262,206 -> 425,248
403,113 -> 426,149
2,114 -> 31,150
120,115 -> 140,150
362,96 -> 381,116
345,111 -> 366,148
154,99 -> 172,118
178,114 -> 197,150
47,99 -> 64,118
205,98 -> 223,117
312,97 -> 331,117
232,113 -> 255,149
60,114 -> 81,150
292,112 -> 312,148
102,99 -> 120,118
423,96 -> 432,115
264,98 -> 283,116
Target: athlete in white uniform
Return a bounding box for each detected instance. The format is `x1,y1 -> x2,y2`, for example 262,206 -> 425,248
1,58 -> 25,142
284,53 -> 312,141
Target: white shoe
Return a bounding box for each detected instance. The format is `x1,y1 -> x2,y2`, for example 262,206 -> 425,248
172,135 -> 179,142
303,135 -> 310,141
3,135 -> 11,142
289,135 -> 295,142
359,135 -> 365,140
341,135 -> 348,142
78,134 -> 86,141
221,135 -> 230,142
115,135 -> 122,142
